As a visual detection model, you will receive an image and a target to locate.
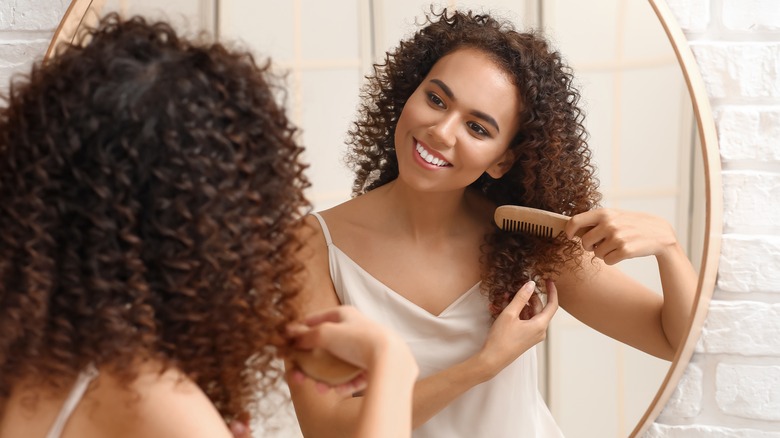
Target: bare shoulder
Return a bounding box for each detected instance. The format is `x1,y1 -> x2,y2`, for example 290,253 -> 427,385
295,213 -> 342,313
299,213 -> 330,256
319,193 -> 379,228
318,189 -> 400,245
83,364 -> 232,438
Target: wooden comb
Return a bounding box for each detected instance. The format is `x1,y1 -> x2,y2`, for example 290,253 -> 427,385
288,348 -> 364,386
494,205 -> 590,238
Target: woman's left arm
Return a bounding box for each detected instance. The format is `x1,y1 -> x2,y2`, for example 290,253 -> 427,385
556,209 -> 697,360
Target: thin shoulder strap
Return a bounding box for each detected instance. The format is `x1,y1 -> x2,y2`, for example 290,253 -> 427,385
310,212 -> 333,246
45,364 -> 99,438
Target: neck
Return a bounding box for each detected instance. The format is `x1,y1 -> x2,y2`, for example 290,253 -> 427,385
378,180 -> 480,239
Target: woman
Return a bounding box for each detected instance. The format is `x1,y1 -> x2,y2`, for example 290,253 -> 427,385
0,14 -> 416,438
288,8 -> 696,438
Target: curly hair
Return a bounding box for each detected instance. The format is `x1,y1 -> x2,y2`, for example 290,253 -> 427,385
0,14 -> 309,420
346,9 -> 601,316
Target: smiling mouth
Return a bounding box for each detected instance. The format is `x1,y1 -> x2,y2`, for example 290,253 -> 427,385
415,141 -> 451,167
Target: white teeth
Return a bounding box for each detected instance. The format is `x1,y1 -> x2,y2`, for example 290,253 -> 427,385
415,142 -> 450,167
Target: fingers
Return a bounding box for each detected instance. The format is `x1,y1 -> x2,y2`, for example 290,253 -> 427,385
568,210 -> 607,250
228,415 -> 251,438
521,280 -> 559,323
503,280 -> 536,314
565,210 -> 599,240
569,208 -> 681,264
288,365 -> 368,395
289,306 -> 360,348
289,326 -> 322,350
286,322 -> 310,337
301,307 -> 347,326
503,279 -> 562,322
579,227 -> 606,252
229,423 -> 250,438
536,279 -> 559,320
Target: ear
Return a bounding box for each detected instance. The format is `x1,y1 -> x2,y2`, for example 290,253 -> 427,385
486,149 -> 515,179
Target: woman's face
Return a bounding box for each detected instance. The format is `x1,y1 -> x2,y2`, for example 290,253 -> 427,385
394,47 -> 521,193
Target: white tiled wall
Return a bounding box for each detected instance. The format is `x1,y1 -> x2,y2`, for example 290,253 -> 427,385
102,0 -> 214,35
220,0 -> 367,211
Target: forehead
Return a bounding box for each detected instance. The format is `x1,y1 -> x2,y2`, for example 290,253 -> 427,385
425,47 -> 522,130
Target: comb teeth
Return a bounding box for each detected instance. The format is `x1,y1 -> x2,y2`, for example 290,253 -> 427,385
502,218 -> 555,238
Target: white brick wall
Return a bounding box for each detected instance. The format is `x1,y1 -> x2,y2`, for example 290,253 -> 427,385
716,363 -> 780,421
2,0 -> 780,436
716,107 -> 780,162
721,0 -> 780,32
652,0 -> 780,436
0,0 -> 67,93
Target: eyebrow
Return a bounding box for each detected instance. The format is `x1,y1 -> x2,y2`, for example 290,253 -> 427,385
430,78 -> 500,133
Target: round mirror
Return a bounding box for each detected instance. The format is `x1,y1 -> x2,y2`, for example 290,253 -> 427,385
47,1 -> 721,437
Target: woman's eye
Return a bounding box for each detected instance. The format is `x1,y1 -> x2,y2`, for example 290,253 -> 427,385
467,121 -> 489,137
428,93 -> 445,108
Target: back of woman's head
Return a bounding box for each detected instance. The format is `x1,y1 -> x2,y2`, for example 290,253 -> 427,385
347,8 -> 600,315
0,13 -> 308,419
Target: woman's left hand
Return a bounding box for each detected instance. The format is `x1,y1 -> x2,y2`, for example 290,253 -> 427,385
564,208 -> 679,265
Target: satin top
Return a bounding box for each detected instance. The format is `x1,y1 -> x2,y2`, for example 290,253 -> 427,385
311,213 -> 564,438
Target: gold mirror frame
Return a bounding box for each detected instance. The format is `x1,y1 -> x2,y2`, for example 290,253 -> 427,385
45,0 -> 106,60
46,1 -> 723,436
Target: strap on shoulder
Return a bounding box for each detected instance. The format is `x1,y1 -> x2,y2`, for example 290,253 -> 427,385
310,212 -> 333,246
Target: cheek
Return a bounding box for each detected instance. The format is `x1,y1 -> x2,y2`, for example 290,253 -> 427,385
398,102 -> 422,127
462,146 -> 507,170
394,107 -> 414,142
399,91 -> 437,125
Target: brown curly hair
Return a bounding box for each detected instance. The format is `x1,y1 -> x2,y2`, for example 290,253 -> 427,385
346,9 -> 601,316
0,14 -> 309,420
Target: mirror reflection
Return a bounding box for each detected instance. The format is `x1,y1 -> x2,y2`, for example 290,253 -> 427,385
540,2 -> 704,437
49,1 -> 706,437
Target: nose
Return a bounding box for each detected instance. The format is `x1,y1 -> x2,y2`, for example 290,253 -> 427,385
428,113 -> 458,148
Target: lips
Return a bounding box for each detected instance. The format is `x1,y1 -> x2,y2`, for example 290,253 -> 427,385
414,140 -> 451,167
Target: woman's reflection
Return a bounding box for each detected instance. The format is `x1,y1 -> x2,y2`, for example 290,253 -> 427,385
286,8 -> 697,438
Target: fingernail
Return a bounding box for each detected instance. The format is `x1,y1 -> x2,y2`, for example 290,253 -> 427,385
232,422 -> 246,434
287,323 -> 307,336
526,280 -> 536,289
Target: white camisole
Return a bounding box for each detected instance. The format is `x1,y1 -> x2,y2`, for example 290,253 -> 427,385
311,213 -> 564,438
45,364 -> 99,438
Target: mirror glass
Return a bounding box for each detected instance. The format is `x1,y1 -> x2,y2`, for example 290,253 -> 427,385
540,2 -> 704,437
49,1 -> 707,437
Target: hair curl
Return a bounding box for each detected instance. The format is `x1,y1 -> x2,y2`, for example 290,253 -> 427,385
0,14 -> 309,420
346,9 -> 601,316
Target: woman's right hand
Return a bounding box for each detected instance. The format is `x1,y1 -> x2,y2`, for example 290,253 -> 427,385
289,306 -> 418,438
478,279 -> 559,376
289,306 -> 417,383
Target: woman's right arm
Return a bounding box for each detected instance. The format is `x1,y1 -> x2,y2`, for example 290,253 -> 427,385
289,306 -> 418,438
287,219 -> 556,436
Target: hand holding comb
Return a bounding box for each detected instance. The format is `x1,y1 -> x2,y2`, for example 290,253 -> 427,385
494,205 -> 592,238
